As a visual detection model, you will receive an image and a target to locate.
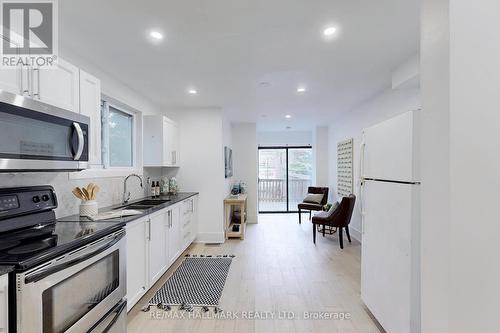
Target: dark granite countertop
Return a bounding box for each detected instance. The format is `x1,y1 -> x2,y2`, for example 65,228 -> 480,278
0,265 -> 14,275
58,192 -> 199,224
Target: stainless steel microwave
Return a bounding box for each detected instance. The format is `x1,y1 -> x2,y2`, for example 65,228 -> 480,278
0,90 -> 90,172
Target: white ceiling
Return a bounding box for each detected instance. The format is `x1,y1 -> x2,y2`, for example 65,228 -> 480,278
59,0 -> 419,130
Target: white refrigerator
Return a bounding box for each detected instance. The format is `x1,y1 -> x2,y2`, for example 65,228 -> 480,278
360,110 -> 421,333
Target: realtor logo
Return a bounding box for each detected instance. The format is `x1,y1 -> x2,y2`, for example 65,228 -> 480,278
0,0 -> 58,67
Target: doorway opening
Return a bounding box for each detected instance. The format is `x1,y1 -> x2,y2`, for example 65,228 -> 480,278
258,146 -> 313,213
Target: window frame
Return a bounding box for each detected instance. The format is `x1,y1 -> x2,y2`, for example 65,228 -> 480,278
101,100 -> 138,171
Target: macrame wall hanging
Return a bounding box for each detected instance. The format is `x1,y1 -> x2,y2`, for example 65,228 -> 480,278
337,138 -> 354,197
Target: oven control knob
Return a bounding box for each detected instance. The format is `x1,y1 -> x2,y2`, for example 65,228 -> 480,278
32,196 -> 41,203
42,195 -> 50,202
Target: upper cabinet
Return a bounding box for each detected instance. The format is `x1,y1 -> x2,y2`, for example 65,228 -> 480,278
35,58 -> 80,113
143,115 -> 180,167
0,57 -> 80,113
79,70 -> 102,166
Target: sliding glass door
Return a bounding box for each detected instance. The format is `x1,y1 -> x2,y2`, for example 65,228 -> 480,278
258,146 -> 312,213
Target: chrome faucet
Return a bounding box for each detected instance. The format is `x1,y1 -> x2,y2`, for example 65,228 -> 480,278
123,174 -> 143,203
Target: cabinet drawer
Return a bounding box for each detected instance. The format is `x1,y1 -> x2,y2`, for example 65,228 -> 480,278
181,216 -> 192,233
181,198 -> 194,216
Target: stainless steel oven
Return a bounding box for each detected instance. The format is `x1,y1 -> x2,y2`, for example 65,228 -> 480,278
0,90 -> 89,172
15,229 -> 126,333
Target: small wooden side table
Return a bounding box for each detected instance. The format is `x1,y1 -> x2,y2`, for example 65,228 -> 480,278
224,194 -> 247,240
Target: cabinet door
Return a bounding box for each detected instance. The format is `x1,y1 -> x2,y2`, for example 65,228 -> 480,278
168,205 -> 181,264
126,218 -> 149,311
180,198 -> 195,249
0,67 -> 21,95
36,58 -> 80,112
171,122 -> 180,166
162,118 -> 170,166
0,274 -> 7,332
0,35 -> 22,96
149,211 -> 168,284
163,119 -> 180,167
79,70 -> 102,166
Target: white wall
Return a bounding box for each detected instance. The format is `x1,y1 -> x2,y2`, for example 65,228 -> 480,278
231,123 -> 258,223
421,1 -> 500,331
420,0 -> 450,331
257,130 -> 312,146
222,116 -> 234,195
328,86 -> 421,240
175,109 -> 226,243
313,126 -> 329,188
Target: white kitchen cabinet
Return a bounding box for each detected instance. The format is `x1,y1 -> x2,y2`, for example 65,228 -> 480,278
0,55 -> 80,114
126,216 -> 149,312
167,204 -> 181,264
35,58 -> 80,112
0,67 -> 21,96
143,115 -> 180,167
125,195 -> 199,311
180,196 -> 198,249
0,274 -> 8,332
79,70 -> 102,166
148,210 -> 169,285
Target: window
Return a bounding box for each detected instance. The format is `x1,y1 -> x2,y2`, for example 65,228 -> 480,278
101,101 -> 135,168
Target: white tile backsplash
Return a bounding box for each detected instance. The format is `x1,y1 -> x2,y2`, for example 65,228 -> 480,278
0,170 -> 159,218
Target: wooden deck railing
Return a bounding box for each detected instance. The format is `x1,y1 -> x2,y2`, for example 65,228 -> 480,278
258,178 -> 311,203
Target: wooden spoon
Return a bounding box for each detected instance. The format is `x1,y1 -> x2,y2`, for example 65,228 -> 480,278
92,185 -> 100,200
81,188 -> 91,201
72,188 -> 84,200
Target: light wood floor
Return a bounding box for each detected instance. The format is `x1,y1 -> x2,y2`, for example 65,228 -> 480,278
127,214 -> 382,333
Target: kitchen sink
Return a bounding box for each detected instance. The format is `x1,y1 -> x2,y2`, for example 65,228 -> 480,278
115,199 -> 170,210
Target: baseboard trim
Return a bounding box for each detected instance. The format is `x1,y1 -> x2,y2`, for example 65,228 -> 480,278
194,232 -> 225,244
350,227 -> 362,243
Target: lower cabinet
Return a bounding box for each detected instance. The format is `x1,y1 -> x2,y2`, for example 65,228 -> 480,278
148,210 -> 169,284
0,274 -> 8,331
125,216 -> 149,312
167,205 -> 181,264
126,195 -> 198,311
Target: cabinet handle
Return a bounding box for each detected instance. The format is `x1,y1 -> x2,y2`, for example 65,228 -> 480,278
19,66 -> 24,95
22,66 -> 30,96
147,218 -> 151,240
33,68 -> 40,99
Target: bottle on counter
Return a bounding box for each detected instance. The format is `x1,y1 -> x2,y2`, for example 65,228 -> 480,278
155,181 -> 161,197
150,181 -> 156,197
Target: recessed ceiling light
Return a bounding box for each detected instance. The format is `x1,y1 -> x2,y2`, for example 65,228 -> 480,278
297,87 -> 306,93
323,26 -> 337,37
188,89 -> 198,95
149,30 -> 163,40
285,114 -> 292,119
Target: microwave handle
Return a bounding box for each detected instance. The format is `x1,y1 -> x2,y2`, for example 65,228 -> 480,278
72,122 -> 84,160
24,231 -> 124,284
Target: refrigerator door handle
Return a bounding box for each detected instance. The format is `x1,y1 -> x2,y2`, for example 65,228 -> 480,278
358,135 -> 366,216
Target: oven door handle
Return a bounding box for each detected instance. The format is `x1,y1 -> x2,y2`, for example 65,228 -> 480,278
87,299 -> 127,333
25,231 -> 125,284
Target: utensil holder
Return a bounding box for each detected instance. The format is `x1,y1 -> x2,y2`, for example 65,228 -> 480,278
80,200 -> 98,217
